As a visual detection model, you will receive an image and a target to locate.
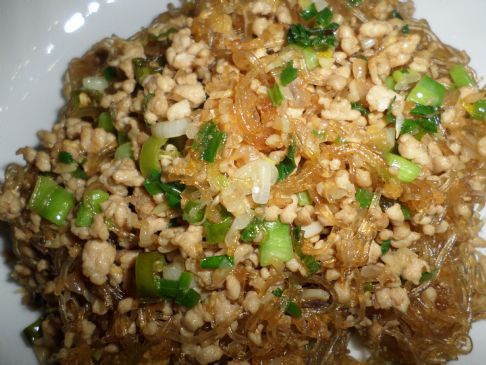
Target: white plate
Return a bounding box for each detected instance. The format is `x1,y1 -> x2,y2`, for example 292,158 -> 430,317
0,1 -> 485,364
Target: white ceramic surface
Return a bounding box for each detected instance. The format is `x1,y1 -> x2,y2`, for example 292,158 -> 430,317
0,1 -> 485,364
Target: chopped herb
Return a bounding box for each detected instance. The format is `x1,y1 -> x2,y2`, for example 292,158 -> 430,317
385,153 -> 421,183
363,282 -> 375,292
241,217 -> 264,242
204,214 -> 233,244
267,82 -> 284,106
287,7 -> 338,52
411,104 -> 438,116
58,151 -> 75,164
72,167 -> 88,180
355,188 -> 374,209
302,255 -> 321,276
200,255 -> 234,269
139,136 -> 167,177
386,97 -> 396,124
23,318 -> 43,345
300,3 -> 318,20
277,144 -> 297,181
175,288 -> 201,309
400,104 -> 440,139
351,102 -> 370,116
103,66 -> 117,82
292,226 -> 321,276
182,200 -> 206,224
347,0 -> 363,7
143,171 -> 185,208
449,64 -> 476,88
193,121 -> 226,163
285,300 -> 302,318
385,76 -> 396,90
381,240 -> 392,255
114,142 -> 133,160
401,204 -> 411,220
391,10 -> 404,20
280,61 -> 298,86
419,269 -> 438,284
407,75 -> 446,107
466,99 -> 486,121
297,191 -> 313,206
98,111 -> 115,134
272,287 -> 284,297
259,221 -> 294,266
401,24 -> 410,34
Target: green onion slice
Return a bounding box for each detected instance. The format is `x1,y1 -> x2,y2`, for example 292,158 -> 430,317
385,153 -> 421,183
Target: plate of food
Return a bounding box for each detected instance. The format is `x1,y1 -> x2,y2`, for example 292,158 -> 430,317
1,0 -> 486,364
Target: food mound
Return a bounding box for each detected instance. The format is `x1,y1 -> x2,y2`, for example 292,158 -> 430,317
2,0 -> 486,364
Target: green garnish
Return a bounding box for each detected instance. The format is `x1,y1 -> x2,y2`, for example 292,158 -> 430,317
277,144 -> 297,181
401,204 -> 411,220
385,153 -> 421,183
182,200 -> 206,224
28,176 -> 75,226
139,136 -> 167,177
355,188 -> 374,209
75,189 -> 109,227
300,3 -> 318,21
380,239 -> 392,255
193,121 -> 226,163
272,287 -> 284,297
407,75 -> 446,107
466,99 -> 486,121
115,142 -> 133,160
143,171 -> 185,208
259,221 -> 294,267
391,10 -> 404,20
351,102 -> 369,116
419,269 -> 438,284
58,151 -> 75,164
297,191 -> 313,206
400,104 -> 440,139
401,24 -> 410,34
280,61 -> 299,86
23,318 -> 43,345
103,66 -> 117,82
200,255 -> 234,269
135,252 -> 166,298
449,64 -> 476,88
204,214 -> 233,244
292,226 -> 321,276
241,217 -> 264,242
71,167 -> 88,180
98,111 -> 115,134
284,300 -> 302,318
347,0 -> 363,7
267,82 -> 284,106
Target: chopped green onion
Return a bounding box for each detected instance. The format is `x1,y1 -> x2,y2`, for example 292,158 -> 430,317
355,188 -> 374,208
297,191 -> 313,206
115,142 -> 133,160
241,217 -> 264,242
351,102 -> 369,116
381,239 -> 392,255
363,282 -> 375,292
58,151 -> 75,164
407,75 -> 446,107
158,278 -> 181,298
392,68 -> 420,91
182,200 -> 206,224
449,64 -> 476,88
259,221 -> 294,267
139,136 -> 167,177
300,47 -> 319,70
386,97 -> 396,124
277,144 -> 297,181
301,255 -> 320,276
385,76 -> 396,90
315,7 -> 334,27
300,3 -> 318,21
98,111 -> 115,133
272,287 -> 284,297
135,252 -> 166,298
103,66 -> 117,82
71,167 -> 88,180
193,121 -> 226,163
385,153 -> 421,183
268,83 -> 284,106
284,300 -> 302,318
204,215 -> 233,244
419,269 -> 438,284
175,288 -> 201,308
466,99 -> 486,121
84,189 -> 109,213
391,10 -> 403,20
28,176 -> 74,226
132,58 -> 153,84
410,104 -> 438,116
23,318 -> 43,345
200,255 -> 234,269
280,61 -> 299,86
143,171 -> 185,208
401,204 -> 411,220
177,272 -> 193,292
118,132 -> 129,144
401,24 -> 410,34
400,118 -> 437,139
75,203 -> 94,227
